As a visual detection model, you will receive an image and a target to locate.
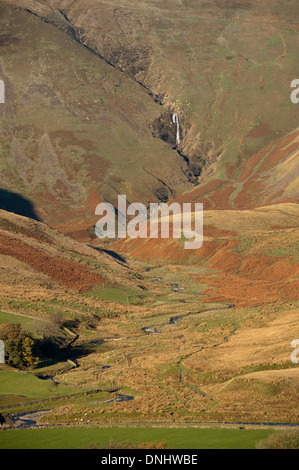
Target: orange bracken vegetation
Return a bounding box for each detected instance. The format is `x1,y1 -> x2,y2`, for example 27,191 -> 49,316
0,233 -> 106,292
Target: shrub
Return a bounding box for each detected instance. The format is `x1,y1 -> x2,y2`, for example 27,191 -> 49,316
83,438 -> 170,449
256,430 -> 299,449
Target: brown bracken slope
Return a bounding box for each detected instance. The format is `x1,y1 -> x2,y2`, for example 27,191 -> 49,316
0,209 -> 137,293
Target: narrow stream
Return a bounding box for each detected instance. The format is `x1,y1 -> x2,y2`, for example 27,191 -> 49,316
10,410 -> 51,429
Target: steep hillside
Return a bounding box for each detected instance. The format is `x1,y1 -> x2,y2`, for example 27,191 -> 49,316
173,128 -> 299,210
0,2 -> 191,235
1,0 -> 299,236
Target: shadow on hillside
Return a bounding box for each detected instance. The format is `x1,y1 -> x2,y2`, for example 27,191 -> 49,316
92,246 -> 127,264
0,189 -> 40,220
102,248 -> 127,263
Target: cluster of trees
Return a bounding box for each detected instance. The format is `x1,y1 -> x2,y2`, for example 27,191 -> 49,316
0,312 -> 98,371
0,323 -> 38,369
0,312 -> 69,370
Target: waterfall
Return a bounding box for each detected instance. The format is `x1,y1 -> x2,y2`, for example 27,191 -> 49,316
172,112 -> 181,145
0,340 -> 5,364
0,80 -> 5,104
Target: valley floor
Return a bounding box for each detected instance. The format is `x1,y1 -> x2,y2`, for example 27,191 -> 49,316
0,205 -> 298,437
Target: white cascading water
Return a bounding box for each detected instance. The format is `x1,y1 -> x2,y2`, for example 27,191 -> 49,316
172,112 -> 181,145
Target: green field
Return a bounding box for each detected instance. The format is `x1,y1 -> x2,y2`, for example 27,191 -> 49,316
0,311 -> 33,326
0,370 -> 83,401
0,427 -> 274,449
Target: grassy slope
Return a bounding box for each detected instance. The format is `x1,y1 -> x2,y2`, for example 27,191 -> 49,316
0,369 -> 83,399
0,311 -> 33,326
